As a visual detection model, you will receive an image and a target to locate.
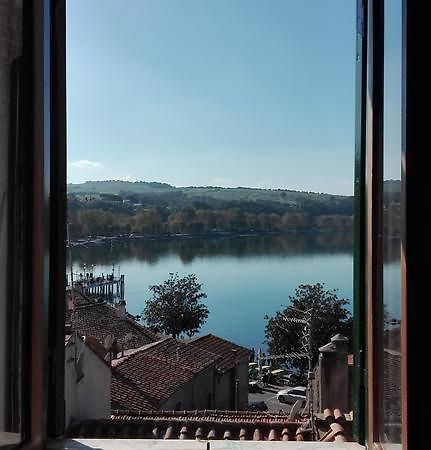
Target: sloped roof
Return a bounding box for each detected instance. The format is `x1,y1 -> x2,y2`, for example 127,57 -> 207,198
188,334 -> 251,373
111,338 -> 217,411
66,302 -> 157,351
111,350 -> 200,411
136,337 -> 219,372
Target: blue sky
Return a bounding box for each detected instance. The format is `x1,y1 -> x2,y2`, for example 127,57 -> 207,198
67,0 -> 364,195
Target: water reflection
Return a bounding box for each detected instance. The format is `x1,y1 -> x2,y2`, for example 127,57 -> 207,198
71,232 -> 355,266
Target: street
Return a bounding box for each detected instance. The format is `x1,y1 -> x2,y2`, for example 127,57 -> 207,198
248,385 -> 294,413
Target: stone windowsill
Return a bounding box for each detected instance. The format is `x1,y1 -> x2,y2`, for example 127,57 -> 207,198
48,438 -> 367,450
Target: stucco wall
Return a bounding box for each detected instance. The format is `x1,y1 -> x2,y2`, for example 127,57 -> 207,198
0,0 -> 22,431
214,372 -> 230,410
162,365 -> 215,410
236,360 -> 249,410
65,337 -> 111,427
213,359 -> 249,410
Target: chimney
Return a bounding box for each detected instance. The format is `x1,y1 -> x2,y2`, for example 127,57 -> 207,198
117,299 -> 126,316
316,334 -> 349,412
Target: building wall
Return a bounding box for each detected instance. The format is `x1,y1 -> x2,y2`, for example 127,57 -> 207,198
236,360 -> 249,410
162,365 -> 215,410
65,337 -> 111,427
214,371 -> 230,410
0,0 -> 22,431
213,359 -> 249,410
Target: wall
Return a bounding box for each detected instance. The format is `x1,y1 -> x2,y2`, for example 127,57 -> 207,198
0,0 -> 22,431
236,360 -> 249,410
162,365 -> 215,410
65,336 -> 111,427
213,359 -> 249,410
214,371 -> 230,410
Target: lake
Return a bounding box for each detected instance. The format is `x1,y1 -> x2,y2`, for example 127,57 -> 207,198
70,232 -> 400,351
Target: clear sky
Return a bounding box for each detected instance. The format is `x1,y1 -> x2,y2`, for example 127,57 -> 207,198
67,0 -> 359,195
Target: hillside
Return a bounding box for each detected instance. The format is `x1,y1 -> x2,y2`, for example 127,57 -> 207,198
67,180 -> 355,239
67,180 -> 353,214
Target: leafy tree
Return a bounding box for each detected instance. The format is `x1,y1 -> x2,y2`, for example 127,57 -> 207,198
264,283 -> 352,376
143,273 -> 209,338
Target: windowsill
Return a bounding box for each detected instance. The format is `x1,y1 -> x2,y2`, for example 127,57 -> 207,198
0,432 -> 21,447
48,438 -> 366,450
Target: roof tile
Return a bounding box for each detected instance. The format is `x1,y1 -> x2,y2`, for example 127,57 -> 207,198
188,334 -> 251,373
66,302 -> 157,351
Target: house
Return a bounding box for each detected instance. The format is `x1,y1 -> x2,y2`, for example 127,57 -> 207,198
188,334 -> 251,410
64,334 -> 111,427
111,337 -> 218,411
65,302 -> 158,354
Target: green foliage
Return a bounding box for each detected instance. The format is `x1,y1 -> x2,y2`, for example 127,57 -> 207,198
67,180 -> 356,238
143,273 -> 209,338
264,283 -> 352,375
68,180 -> 353,214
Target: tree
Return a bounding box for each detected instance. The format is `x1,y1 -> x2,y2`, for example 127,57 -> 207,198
143,273 -> 209,338
264,283 -> 352,376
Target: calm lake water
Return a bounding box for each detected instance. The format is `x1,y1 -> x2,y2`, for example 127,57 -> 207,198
70,232 -> 400,350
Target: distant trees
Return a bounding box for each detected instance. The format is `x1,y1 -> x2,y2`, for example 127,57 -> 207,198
264,283 -> 352,376
143,273 -> 209,338
67,189 -> 354,239
68,203 -> 353,239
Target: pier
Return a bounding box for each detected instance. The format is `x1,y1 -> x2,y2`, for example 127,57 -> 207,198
66,272 -> 125,301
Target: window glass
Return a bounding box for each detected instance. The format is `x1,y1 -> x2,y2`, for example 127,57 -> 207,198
381,0 -> 402,444
66,0 -> 356,435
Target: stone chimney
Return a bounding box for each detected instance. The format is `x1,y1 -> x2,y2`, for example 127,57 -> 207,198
117,299 -> 126,317
316,334 -> 349,412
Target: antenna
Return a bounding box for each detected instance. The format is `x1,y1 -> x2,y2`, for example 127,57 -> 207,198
263,303 -> 316,437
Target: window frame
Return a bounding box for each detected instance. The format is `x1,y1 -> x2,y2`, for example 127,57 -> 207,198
2,0 -> 66,448
363,1 -> 426,449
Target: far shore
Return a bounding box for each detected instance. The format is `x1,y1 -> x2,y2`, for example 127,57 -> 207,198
68,229 -> 353,248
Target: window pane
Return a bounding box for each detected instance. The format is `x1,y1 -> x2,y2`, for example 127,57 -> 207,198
381,0 -> 402,444
66,0 -> 356,438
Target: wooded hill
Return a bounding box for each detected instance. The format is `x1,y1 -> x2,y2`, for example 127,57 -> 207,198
67,180 -> 355,238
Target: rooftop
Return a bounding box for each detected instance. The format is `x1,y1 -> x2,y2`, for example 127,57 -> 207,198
188,334 -> 251,373
66,409 -> 308,441
126,337 -> 219,372
66,302 -> 158,351
111,338 -> 217,411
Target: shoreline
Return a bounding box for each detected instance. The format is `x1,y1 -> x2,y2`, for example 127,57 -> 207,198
68,229 -> 353,248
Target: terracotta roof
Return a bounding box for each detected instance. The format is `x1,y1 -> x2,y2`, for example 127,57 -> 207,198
188,334 -> 251,373
111,338 -> 217,411
315,408 -> 353,442
65,289 -> 97,308
66,410 -> 308,441
66,302 -> 157,351
131,337 -> 218,372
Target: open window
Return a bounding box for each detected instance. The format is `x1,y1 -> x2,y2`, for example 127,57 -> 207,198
1,1 -> 427,449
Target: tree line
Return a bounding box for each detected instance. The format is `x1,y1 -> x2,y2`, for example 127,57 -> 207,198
68,204 -> 353,239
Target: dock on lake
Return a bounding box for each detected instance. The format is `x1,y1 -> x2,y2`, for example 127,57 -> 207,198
66,272 -> 125,301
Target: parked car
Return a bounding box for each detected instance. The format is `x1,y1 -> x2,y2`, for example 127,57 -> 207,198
277,386 -> 307,405
248,400 -> 268,411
